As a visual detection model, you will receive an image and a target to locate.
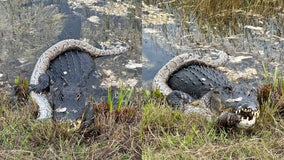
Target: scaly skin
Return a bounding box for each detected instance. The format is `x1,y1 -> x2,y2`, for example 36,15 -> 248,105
152,50 -> 260,129
30,39 -> 130,120
152,49 -> 228,96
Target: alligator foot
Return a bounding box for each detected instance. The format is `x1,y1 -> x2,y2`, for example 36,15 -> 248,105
78,95 -> 95,130
166,90 -> 195,109
217,112 -> 241,128
29,73 -> 50,93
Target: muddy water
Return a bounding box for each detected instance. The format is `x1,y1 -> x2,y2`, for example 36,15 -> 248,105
0,0 -> 141,94
142,2 -> 284,89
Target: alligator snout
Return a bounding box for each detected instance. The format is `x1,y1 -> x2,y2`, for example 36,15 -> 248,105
52,86 -> 86,121
235,104 -> 260,129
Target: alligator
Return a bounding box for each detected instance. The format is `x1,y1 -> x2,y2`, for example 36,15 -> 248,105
29,39 -> 130,124
152,50 -> 260,129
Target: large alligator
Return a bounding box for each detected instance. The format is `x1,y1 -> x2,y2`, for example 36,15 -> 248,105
29,39 -> 130,124
152,50 -> 260,129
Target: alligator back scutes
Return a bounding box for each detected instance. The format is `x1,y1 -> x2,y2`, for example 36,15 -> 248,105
48,50 -> 95,86
152,50 -> 228,96
30,39 -> 130,119
168,64 -> 231,99
30,39 -> 130,86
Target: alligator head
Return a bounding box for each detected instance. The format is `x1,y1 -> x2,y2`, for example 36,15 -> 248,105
50,85 -> 87,121
203,84 -> 260,129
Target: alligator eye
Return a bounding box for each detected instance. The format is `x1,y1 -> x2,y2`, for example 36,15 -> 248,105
248,88 -> 256,96
76,93 -> 81,100
213,90 -> 221,95
223,86 -> 232,92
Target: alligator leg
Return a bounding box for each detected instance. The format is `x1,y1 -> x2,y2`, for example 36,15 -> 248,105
29,73 -> 50,93
166,90 -> 195,109
79,95 -> 95,130
217,112 -> 241,128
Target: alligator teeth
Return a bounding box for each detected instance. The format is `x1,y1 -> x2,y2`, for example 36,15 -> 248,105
254,111 -> 260,118
237,115 -> 257,129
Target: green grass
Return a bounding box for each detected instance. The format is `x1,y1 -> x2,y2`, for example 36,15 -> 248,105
108,87 -> 113,112
3,74 -> 284,159
1,1 -> 284,159
140,65 -> 284,159
108,86 -> 135,113
141,91 -> 284,159
0,89 -> 141,159
117,86 -> 134,112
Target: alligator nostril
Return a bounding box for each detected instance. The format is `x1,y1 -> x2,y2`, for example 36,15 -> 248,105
76,93 -> 81,100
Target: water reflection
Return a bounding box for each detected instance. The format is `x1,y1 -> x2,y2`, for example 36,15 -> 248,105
0,0 -> 141,94
142,1 -> 284,89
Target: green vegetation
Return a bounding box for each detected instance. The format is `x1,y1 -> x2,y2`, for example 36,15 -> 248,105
0,91 -> 141,159
3,71 -> 284,159
144,0 -> 284,36
1,0 -> 284,159
144,0 -> 284,21
108,87 -> 113,112
117,86 -> 135,112
107,86 -> 135,113
141,75 -> 284,159
0,77 -> 141,159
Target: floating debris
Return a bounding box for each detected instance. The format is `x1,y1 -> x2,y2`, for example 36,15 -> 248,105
244,25 -> 264,34
125,60 -> 142,69
102,69 -> 113,76
142,2 -> 175,25
87,15 -> 100,24
17,57 -> 28,64
229,55 -> 253,63
91,2 -> 135,16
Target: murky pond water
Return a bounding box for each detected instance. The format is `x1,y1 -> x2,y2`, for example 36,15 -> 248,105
0,0 -> 141,94
142,1 -> 284,89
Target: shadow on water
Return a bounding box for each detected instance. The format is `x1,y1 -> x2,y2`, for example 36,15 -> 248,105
0,0 -> 141,94
142,1 -> 284,89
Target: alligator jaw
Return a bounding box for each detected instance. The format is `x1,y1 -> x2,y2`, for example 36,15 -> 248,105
235,108 -> 260,129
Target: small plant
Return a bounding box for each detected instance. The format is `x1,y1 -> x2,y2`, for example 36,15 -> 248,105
282,77 -> 284,91
124,87 -> 134,106
262,62 -> 269,84
108,87 -> 113,112
117,86 -> 134,112
272,67 -> 279,90
14,75 -> 29,102
107,86 -> 134,113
